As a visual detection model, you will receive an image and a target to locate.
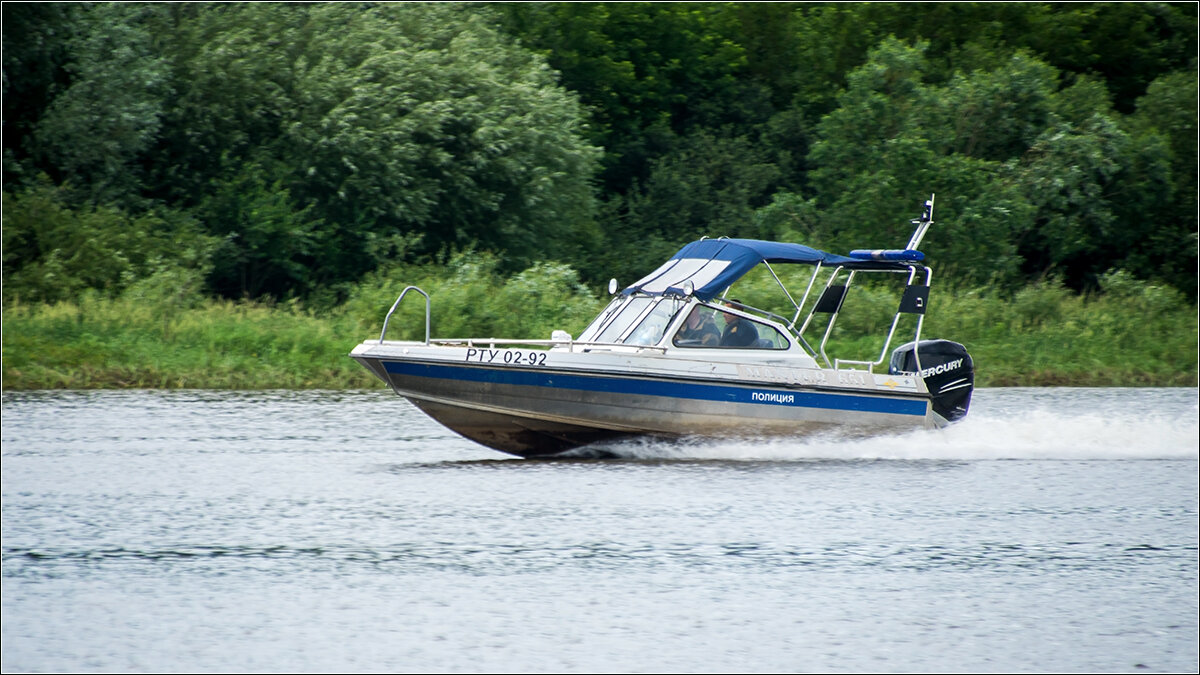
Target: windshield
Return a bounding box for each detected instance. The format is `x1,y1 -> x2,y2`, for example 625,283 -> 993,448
582,296 -> 686,346
625,297 -> 685,345
594,297 -> 654,343
577,297 -> 625,342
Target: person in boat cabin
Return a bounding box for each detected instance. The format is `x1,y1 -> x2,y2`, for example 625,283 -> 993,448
675,306 -> 721,346
720,299 -> 759,347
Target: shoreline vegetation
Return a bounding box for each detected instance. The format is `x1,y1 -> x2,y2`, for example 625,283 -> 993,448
3,262 -> 1196,391
4,5 -> 1196,395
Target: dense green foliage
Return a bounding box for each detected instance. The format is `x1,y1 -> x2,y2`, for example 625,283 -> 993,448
2,3 -> 1197,391
496,3 -> 1198,292
5,3 -> 601,301
4,2 -> 1196,304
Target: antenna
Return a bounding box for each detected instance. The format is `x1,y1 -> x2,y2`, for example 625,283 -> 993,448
905,194 -> 935,250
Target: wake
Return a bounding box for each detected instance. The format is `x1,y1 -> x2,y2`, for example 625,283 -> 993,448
581,389 -> 1199,462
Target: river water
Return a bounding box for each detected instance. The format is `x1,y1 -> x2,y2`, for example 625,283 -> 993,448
2,387 -> 1197,673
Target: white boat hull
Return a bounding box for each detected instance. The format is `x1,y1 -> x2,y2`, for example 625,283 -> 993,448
352,342 -> 942,457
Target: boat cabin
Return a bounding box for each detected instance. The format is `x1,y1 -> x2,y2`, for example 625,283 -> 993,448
574,236 -> 933,374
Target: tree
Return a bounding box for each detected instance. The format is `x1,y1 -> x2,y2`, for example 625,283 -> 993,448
807,39 -> 1068,287
141,3 -> 602,297
198,158 -> 323,299
284,4 -> 600,279
31,3 -> 169,205
1123,69 -> 1199,298
596,130 -> 783,283
496,3 -> 761,194
2,3 -> 78,190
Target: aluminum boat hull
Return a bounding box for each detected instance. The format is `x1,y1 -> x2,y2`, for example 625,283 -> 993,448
352,342 -> 943,458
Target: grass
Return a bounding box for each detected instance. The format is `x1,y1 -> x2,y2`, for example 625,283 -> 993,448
2,267 -> 1196,390
2,297 -> 378,390
820,282 -> 1198,387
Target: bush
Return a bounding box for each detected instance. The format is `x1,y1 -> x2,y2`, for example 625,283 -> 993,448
2,181 -> 215,304
340,251 -> 605,341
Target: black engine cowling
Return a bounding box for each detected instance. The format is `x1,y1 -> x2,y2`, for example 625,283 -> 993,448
889,339 -> 974,423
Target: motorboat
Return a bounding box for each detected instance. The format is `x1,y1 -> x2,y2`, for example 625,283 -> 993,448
351,195 -> 974,458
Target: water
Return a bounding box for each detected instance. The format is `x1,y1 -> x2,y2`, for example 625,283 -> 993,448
2,387 -> 1196,673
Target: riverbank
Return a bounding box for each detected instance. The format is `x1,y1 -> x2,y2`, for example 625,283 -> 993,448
2,297 -> 377,390
2,277 -> 1196,390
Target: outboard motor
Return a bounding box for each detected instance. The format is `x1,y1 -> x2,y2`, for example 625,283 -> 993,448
889,339 -> 974,423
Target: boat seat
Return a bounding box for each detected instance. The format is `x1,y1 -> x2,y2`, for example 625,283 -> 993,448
754,338 -> 774,349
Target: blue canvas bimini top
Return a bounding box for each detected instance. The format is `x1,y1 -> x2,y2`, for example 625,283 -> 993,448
623,238 -> 921,300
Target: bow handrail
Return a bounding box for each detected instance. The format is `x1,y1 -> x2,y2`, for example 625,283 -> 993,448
380,286 -> 430,344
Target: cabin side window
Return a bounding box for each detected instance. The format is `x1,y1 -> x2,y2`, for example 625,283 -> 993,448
745,321 -> 790,350
673,305 -> 789,350
672,306 -> 722,347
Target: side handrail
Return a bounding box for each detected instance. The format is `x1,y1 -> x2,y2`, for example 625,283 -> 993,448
430,338 -> 668,353
371,333 -> 669,353
380,286 -> 430,344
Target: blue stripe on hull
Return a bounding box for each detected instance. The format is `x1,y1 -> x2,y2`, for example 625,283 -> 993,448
382,360 -> 927,417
